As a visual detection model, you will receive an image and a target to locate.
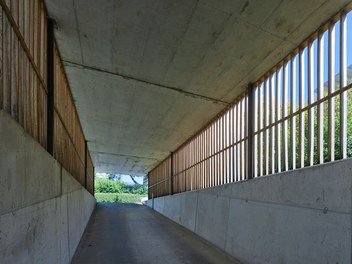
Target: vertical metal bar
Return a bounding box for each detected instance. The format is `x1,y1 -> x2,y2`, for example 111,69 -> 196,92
236,103 -> 240,181
170,152 -> 174,195
254,86 -> 258,177
203,134 -> 205,188
233,106 -> 237,181
291,55 -> 297,170
259,83 -> 263,176
244,97 -> 248,179
84,140 -> 87,189
308,42 -> 314,166
204,131 -> 206,188
228,109 -> 231,181
317,34 -> 324,164
200,134 -> 202,188
148,172 -> 150,199
212,123 -> 215,186
328,24 -> 335,162
247,83 -> 254,179
264,79 -> 269,175
216,120 -> 219,185
196,138 -> 198,189
244,99 -> 247,180
270,74 -> 275,174
93,166 -> 95,195
207,129 -> 209,187
340,14 -> 347,159
184,149 -> 186,191
46,18 -> 54,155
229,109 -> 233,182
206,129 -> 208,188
282,62 -> 289,171
221,117 -> 224,184
276,69 -> 282,173
224,115 -> 227,184
201,135 -> 203,188
299,49 -> 305,168
239,100 -> 242,180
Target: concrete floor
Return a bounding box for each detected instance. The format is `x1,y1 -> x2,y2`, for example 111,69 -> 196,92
72,203 -> 240,264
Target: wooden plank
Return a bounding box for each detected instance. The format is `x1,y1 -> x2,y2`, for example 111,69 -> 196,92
217,119 -> 220,185
291,55 -> 297,170
308,42 -> 315,166
3,15 -> 10,112
244,96 -> 248,179
328,24 -> 336,162
10,1 -> 17,119
237,103 -> 240,180
230,108 -> 233,181
299,49 -> 305,168
232,106 -> 236,181
18,37 -> 24,126
264,79 -> 269,175
270,73 -> 275,174
224,115 -> 227,184
239,99 -> 243,180
253,85 -> 258,177
0,8 -> 3,110
222,115 -> 225,184
259,83 -> 263,176
340,14 -> 347,159
317,33 -> 324,164
11,25 -> 19,120
212,123 -> 215,186
282,62 -> 289,170
29,0 -> 34,61
33,0 -> 38,68
276,69 -> 282,172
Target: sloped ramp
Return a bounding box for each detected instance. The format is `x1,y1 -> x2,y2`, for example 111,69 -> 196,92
72,203 -> 240,264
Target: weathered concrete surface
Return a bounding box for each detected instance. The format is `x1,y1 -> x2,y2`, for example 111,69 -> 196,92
0,110 -> 96,264
146,159 -> 352,263
72,203 -> 240,264
43,0 -> 351,175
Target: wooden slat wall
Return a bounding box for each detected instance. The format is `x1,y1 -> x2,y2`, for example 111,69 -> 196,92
0,0 -> 47,147
148,4 -> 352,199
87,152 -> 94,195
149,96 -> 248,197
148,156 -> 171,199
0,0 -> 95,194
53,44 -> 86,187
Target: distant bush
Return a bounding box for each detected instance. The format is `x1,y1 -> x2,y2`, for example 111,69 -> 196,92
123,184 -> 147,195
95,178 -> 124,193
95,178 -> 148,195
95,193 -> 147,203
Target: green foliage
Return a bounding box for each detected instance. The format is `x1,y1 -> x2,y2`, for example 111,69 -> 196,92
95,193 -> 147,203
94,177 -> 148,203
95,178 -> 124,193
123,184 -> 148,195
258,85 -> 352,172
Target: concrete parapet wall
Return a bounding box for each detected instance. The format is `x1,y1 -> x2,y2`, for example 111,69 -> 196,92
0,110 -> 96,264
146,158 -> 352,264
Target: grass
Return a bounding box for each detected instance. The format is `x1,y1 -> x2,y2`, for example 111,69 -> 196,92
95,193 -> 147,203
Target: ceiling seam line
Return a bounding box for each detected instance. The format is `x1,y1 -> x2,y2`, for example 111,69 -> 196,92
62,60 -> 229,106
92,151 -> 160,161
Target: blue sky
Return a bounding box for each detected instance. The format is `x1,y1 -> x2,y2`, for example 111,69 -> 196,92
257,11 -> 352,106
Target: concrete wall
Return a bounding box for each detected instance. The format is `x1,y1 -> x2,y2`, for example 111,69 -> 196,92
0,110 -> 96,264
146,158 -> 352,264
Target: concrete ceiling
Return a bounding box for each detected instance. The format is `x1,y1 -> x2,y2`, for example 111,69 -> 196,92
44,0 -> 349,176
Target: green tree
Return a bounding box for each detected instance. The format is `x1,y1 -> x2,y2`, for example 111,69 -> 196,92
95,178 -> 124,193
